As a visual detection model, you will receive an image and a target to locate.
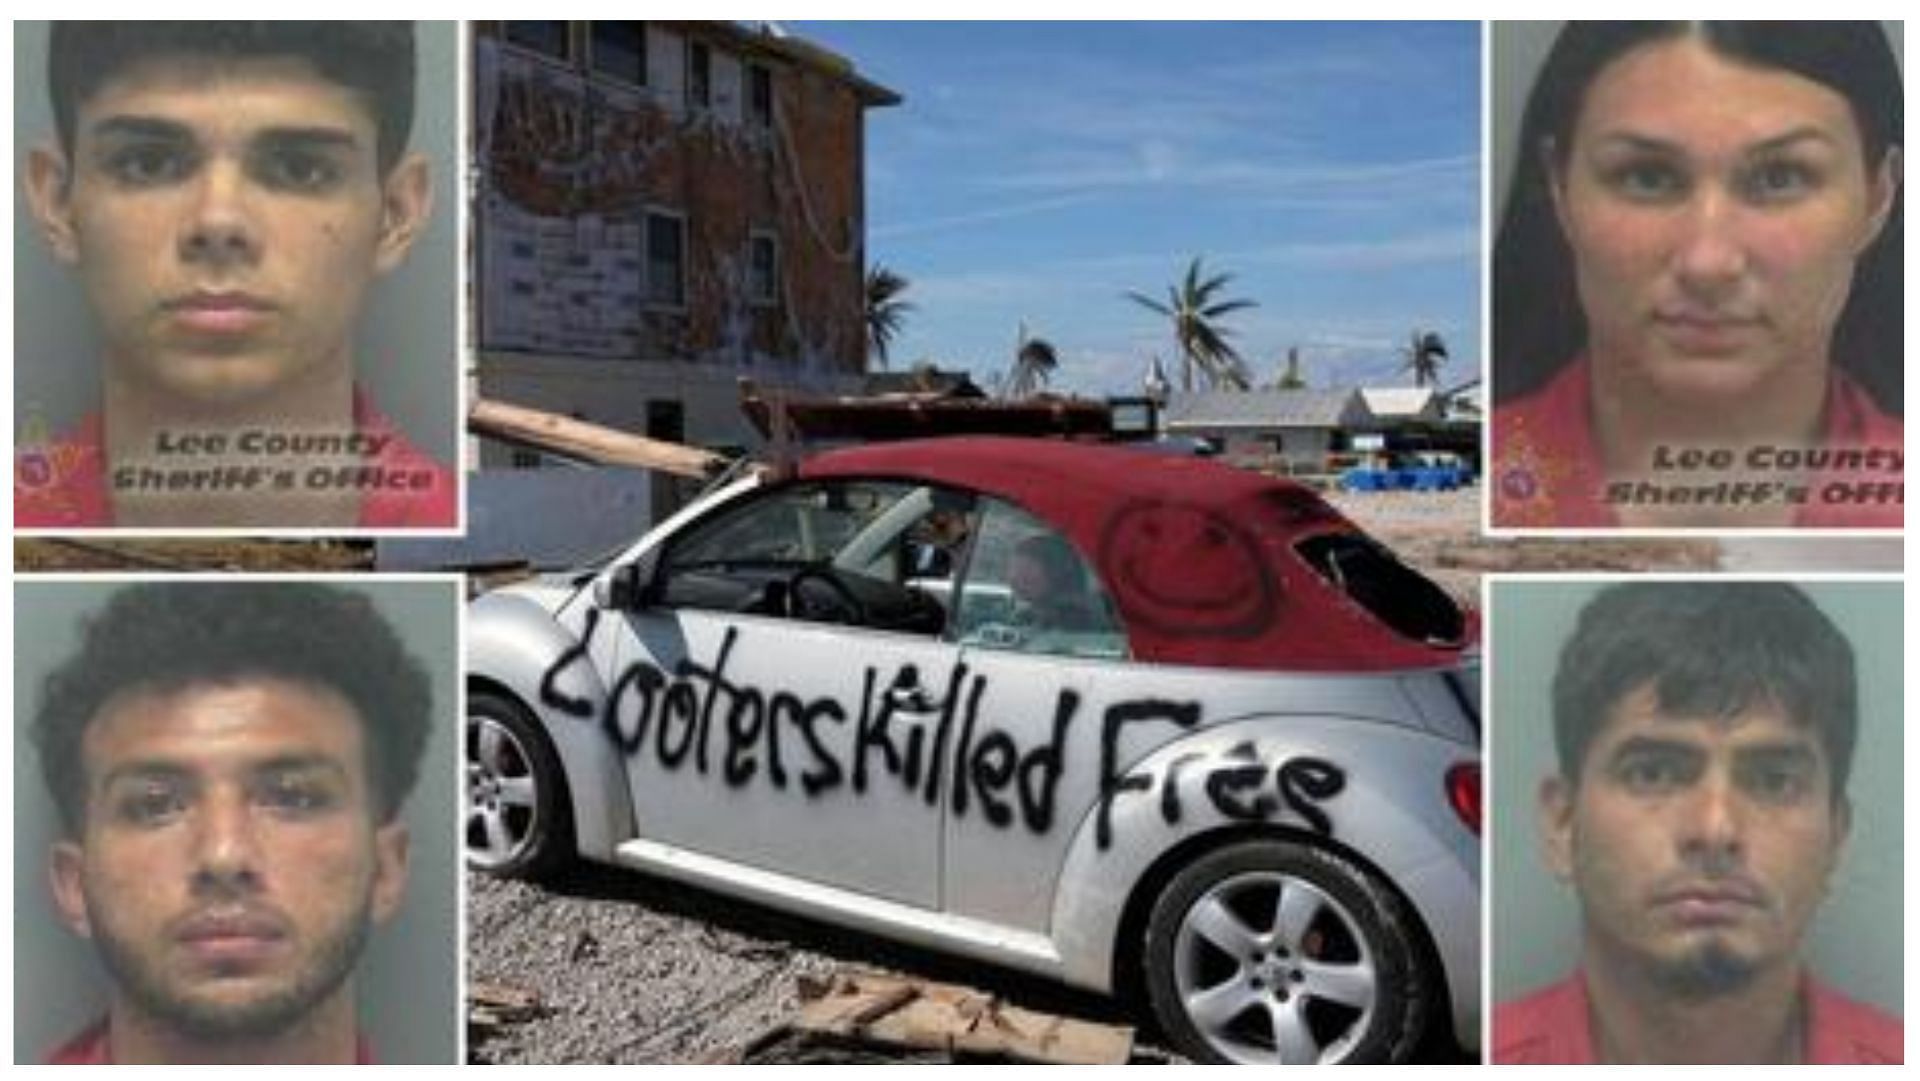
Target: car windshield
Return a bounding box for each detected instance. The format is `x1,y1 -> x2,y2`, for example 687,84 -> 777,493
669,481 -> 920,569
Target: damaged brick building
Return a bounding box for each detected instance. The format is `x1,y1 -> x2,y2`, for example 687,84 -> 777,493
470,21 -> 899,463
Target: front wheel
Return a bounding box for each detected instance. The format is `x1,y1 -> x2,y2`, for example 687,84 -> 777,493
1142,839 -> 1433,1064
466,691 -> 574,880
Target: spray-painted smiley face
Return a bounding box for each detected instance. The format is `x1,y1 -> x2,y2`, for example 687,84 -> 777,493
1096,500 -> 1278,639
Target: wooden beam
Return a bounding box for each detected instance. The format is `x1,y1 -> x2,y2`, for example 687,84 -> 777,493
468,398 -> 730,480
789,970 -> 1134,1065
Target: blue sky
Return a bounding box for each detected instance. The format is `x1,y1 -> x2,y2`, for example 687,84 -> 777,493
791,21 -> 1483,397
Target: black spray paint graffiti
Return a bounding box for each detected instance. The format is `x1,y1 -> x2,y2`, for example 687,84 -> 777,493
538,611 -> 1345,848
541,611 -> 1075,833
1094,709 -> 1347,851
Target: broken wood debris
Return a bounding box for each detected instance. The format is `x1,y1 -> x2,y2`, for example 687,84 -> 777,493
468,397 -> 732,479
468,980 -> 545,1038
760,969 -> 1135,1065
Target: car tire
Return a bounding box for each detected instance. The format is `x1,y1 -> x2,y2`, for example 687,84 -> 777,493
466,690 -> 575,881
1142,839 -> 1433,1064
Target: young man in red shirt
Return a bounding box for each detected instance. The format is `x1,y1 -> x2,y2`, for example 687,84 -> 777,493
17,22 -> 453,529
1494,583 -> 1900,1064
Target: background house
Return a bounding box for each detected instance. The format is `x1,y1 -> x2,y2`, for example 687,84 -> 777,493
1164,389 -> 1372,473
469,21 -> 899,470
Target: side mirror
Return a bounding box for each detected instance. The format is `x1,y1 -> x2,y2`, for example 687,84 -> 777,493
592,552 -> 660,610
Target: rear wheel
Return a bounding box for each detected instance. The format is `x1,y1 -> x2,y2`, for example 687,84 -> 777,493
466,691 -> 574,880
1142,839 -> 1433,1064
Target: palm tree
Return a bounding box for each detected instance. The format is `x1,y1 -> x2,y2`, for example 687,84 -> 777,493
865,264 -> 914,369
1402,329 -> 1449,388
1126,257 -> 1257,392
1004,322 -> 1060,398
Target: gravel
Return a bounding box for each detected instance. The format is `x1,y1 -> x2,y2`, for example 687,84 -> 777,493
465,867 -> 1160,1064
467,869 -> 843,1063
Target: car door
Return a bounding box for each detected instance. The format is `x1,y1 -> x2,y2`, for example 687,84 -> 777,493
937,498 -> 1151,931
603,479 -> 970,909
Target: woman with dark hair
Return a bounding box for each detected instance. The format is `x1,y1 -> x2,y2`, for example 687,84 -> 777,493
1490,22 -> 1902,528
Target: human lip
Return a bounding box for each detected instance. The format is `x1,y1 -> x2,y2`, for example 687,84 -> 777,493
1652,310 -> 1763,356
1651,882 -> 1767,925
173,909 -> 290,963
164,292 -> 276,335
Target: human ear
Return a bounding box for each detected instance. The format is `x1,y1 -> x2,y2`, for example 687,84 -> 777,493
369,821 -> 410,924
1857,146 -> 1901,254
49,841 -> 95,939
373,152 -> 432,275
1820,794 -> 1850,906
1834,793 -> 1852,844
1542,137 -> 1574,241
24,143 -> 81,265
1538,775 -> 1577,882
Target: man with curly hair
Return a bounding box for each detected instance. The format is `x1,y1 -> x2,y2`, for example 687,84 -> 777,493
30,582 -> 432,1064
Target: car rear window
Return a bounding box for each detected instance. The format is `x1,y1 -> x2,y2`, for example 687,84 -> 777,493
1294,533 -> 1465,647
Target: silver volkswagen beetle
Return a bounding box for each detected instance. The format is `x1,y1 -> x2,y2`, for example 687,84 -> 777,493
466,436 -> 1481,1064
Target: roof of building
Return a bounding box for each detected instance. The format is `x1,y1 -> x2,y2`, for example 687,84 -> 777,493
1359,387 -> 1442,421
706,22 -> 901,107
1164,389 -> 1370,431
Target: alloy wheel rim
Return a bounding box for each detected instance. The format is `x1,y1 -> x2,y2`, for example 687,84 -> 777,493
466,714 -> 540,868
1172,870 -> 1378,1064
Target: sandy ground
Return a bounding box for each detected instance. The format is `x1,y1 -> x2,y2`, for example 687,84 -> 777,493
1321,486 -> 1720,603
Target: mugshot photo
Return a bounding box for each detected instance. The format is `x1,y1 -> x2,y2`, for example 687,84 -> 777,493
11,577 -> 462,1065
12,22 -> 462,532
1487,22 -> 1903,530
1487,577 -> 1901,1064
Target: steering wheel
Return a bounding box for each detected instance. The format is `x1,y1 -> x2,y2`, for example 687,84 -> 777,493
787,567 -> 868,625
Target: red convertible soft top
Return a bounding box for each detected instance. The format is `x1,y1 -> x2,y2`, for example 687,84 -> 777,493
802,437 -> 1469,672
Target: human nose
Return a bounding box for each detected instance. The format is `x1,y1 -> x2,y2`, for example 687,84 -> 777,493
190,788 -> 263,895
1670,189 -> 1749,299
177,159 -> 261,268
1677,770 -> 1746,871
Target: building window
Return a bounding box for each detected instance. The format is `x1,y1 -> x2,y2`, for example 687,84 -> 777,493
504,21 -> 571,62
687,41 -> 712,109
589,22 -> 646,86
748,232 -> 779,306
645,211 -> 686,308
747,63 -> 774,127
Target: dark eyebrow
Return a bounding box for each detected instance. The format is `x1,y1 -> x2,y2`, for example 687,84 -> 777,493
98,760 -> 196,790
87,115 -> 195,144
1606,735 -> 1700,760
1744,127 -> 1841,156
1734,742 -> 1820,767
251,127 -> 363,155
250,754 -> 351,779
1588,133 -> 1682,155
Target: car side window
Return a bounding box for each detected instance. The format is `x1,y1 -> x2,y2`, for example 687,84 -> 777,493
952,500 -> 1127,659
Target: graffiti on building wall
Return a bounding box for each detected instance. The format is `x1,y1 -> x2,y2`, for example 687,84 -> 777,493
475,38 -> 858,372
